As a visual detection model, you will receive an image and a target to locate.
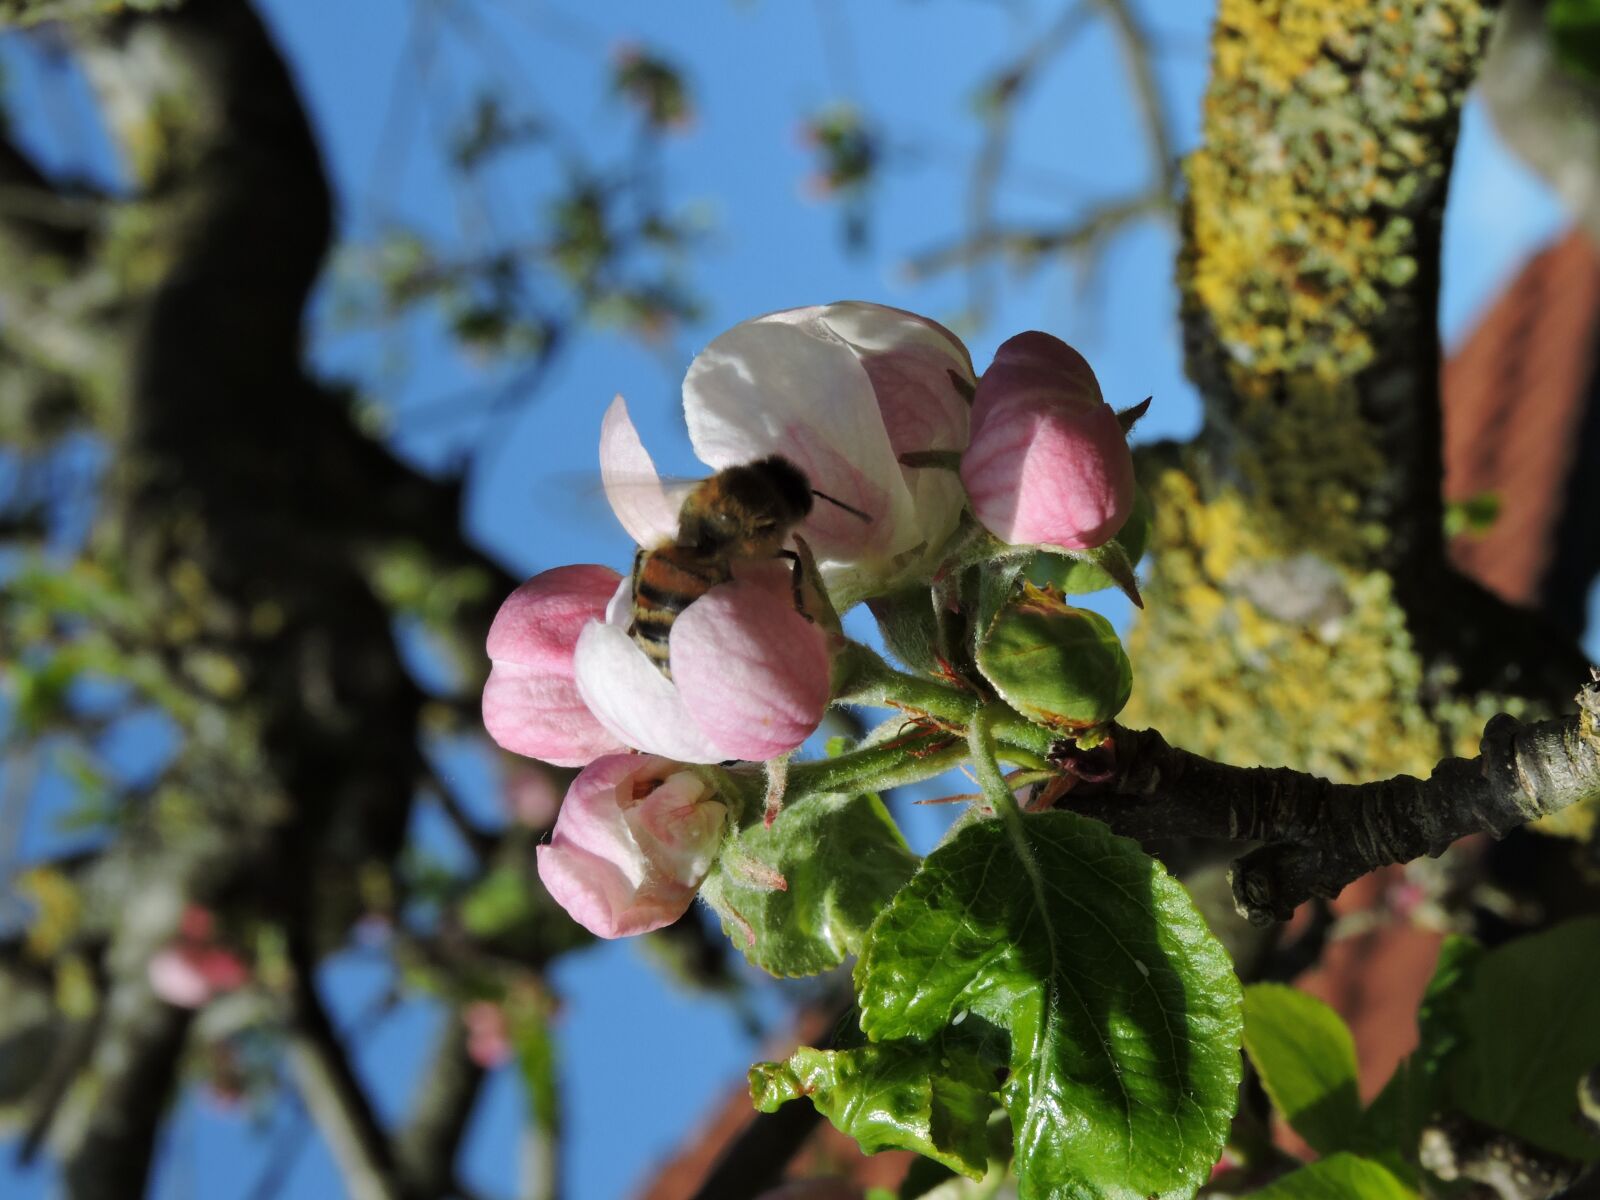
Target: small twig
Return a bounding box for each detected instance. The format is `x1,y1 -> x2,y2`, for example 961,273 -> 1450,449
904,189 -> 1169,281
1092,0 -> 1179,195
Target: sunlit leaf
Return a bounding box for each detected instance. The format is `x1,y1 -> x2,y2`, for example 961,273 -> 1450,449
751,1026 -> 1006,1178
1244,1153 -> 1414,1200
1243,983 -> 1362,1154
855,812 -> 1242,1200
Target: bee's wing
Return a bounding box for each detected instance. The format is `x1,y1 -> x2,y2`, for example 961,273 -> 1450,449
536,470 -> 696,541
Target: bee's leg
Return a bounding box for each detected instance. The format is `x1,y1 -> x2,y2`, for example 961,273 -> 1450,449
776,549 -> 812,620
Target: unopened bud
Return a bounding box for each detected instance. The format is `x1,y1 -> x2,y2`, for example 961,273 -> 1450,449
975,585 -> 1131,734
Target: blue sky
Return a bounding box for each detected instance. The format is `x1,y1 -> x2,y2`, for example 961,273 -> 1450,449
0,1 -> 1585,1198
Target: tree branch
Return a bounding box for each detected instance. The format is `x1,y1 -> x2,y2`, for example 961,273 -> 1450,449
285,933 -> 406,1200
396,1016 -> 485,1199
1057,675 -> 1600,925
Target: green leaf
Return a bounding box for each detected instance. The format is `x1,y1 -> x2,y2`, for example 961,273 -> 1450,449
459,866 -> 538,941
1348,935 -> 1482,1177
510,1005 -> 559,1136
1242,984 -> 1362,1154
700,792 -> 919,977
1244,1153 -> 1415,1200
1550,0 -> 1600,82
855,811 -> 1242,1200
751,1029 -> 1005,1178
1444,918 -> 1600,1161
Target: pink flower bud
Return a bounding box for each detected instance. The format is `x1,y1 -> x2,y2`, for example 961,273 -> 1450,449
536,754 -> 728,937
462,1001 -> 513,1069
573,564 -> 831,765
148,942 -> 250,1009
960,332 -> 1135,551
483,565 -> 628,768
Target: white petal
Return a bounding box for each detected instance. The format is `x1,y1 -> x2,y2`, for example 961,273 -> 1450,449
573,620 -> 725,764
816,301 -> 974,376
600,395 -> 680,547
683,315 -> 918,566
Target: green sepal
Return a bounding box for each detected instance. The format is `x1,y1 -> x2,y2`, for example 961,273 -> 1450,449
1115,395 -> 1151,435
750,1027 -> 1006,1179
699,792 -> 919,977
1025,489 -> 1152,601
975,588 -> 1132,734
974,557 -> 1025,641
855,811 -> 1242,1200
868,586 -> 945,675
1242,983 -> 1362,1155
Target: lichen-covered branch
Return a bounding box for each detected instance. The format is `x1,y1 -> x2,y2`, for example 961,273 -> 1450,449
1059,676 -> 1600,924
1125,1 -> 1597,804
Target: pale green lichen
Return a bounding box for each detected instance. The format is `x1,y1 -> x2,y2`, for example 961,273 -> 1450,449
1129,1 -> 1540,794
1125,467 -> 1528,785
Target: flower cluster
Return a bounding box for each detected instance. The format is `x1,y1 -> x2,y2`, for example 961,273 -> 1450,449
483,304 -> 1141,938
148,905 -> 251,1010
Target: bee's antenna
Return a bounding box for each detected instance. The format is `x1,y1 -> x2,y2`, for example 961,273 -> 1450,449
811,488 -> 872,522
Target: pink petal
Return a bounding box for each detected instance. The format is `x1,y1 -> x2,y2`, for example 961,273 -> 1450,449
482,662 -> 623,768
683,314 -> 913,557
670,580 -> 831,761
600,395 -> 681,547
625,769 -> 728,884
538,840 -> 696,937
483,565 -> 626,767
148,946 -> 213,1008
572,620 -> 726,763
535,754 -> 725,938
486,565 -> 623,673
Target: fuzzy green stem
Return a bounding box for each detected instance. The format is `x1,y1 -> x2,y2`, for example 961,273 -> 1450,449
969,704 -> 1027,827
832,640 -> 976,724
787,739 -> 968,799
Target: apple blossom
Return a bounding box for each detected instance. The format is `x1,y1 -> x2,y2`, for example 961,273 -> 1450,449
483,564 -> 627,768
536,754 -> 728,937
603,301 -> 975,608
573,561 -> 831,764
961,331 -> 1135,552
148,909 -> 250,1009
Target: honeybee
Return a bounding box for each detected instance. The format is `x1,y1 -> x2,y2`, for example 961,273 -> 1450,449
628,455 -> 868,676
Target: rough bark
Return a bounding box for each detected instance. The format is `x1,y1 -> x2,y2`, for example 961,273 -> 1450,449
1061,676 -> 1600,922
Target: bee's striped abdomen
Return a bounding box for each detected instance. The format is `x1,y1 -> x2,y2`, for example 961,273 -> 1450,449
628,546 -> 729,676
